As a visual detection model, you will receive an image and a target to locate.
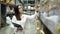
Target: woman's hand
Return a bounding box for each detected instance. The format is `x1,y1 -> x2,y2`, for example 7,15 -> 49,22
17,25 -> 23,31
36,5 -> 40,12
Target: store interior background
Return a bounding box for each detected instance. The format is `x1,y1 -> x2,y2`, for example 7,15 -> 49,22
0,0 -> 60,34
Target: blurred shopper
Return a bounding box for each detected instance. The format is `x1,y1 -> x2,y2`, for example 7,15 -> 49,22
12,4 -> 40,34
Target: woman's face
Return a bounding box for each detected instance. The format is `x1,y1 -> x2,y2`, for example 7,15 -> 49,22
18,6 -> 23,14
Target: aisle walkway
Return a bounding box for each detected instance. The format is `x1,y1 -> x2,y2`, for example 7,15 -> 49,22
0,18 -> 36,34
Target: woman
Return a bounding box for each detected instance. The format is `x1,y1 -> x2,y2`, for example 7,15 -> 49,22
12,4 -> 40,34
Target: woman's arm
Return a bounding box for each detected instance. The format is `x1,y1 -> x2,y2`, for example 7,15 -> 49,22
27,11 -> 39,19
27,5 -> 40,19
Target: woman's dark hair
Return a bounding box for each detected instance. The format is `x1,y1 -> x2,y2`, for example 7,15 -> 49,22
14,5 -> 21,20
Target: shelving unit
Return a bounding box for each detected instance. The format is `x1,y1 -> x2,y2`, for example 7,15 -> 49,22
40,0 -> 50,13
0,0 -> 17,29
0,3 -> 6,28
23,0 -> 36,15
